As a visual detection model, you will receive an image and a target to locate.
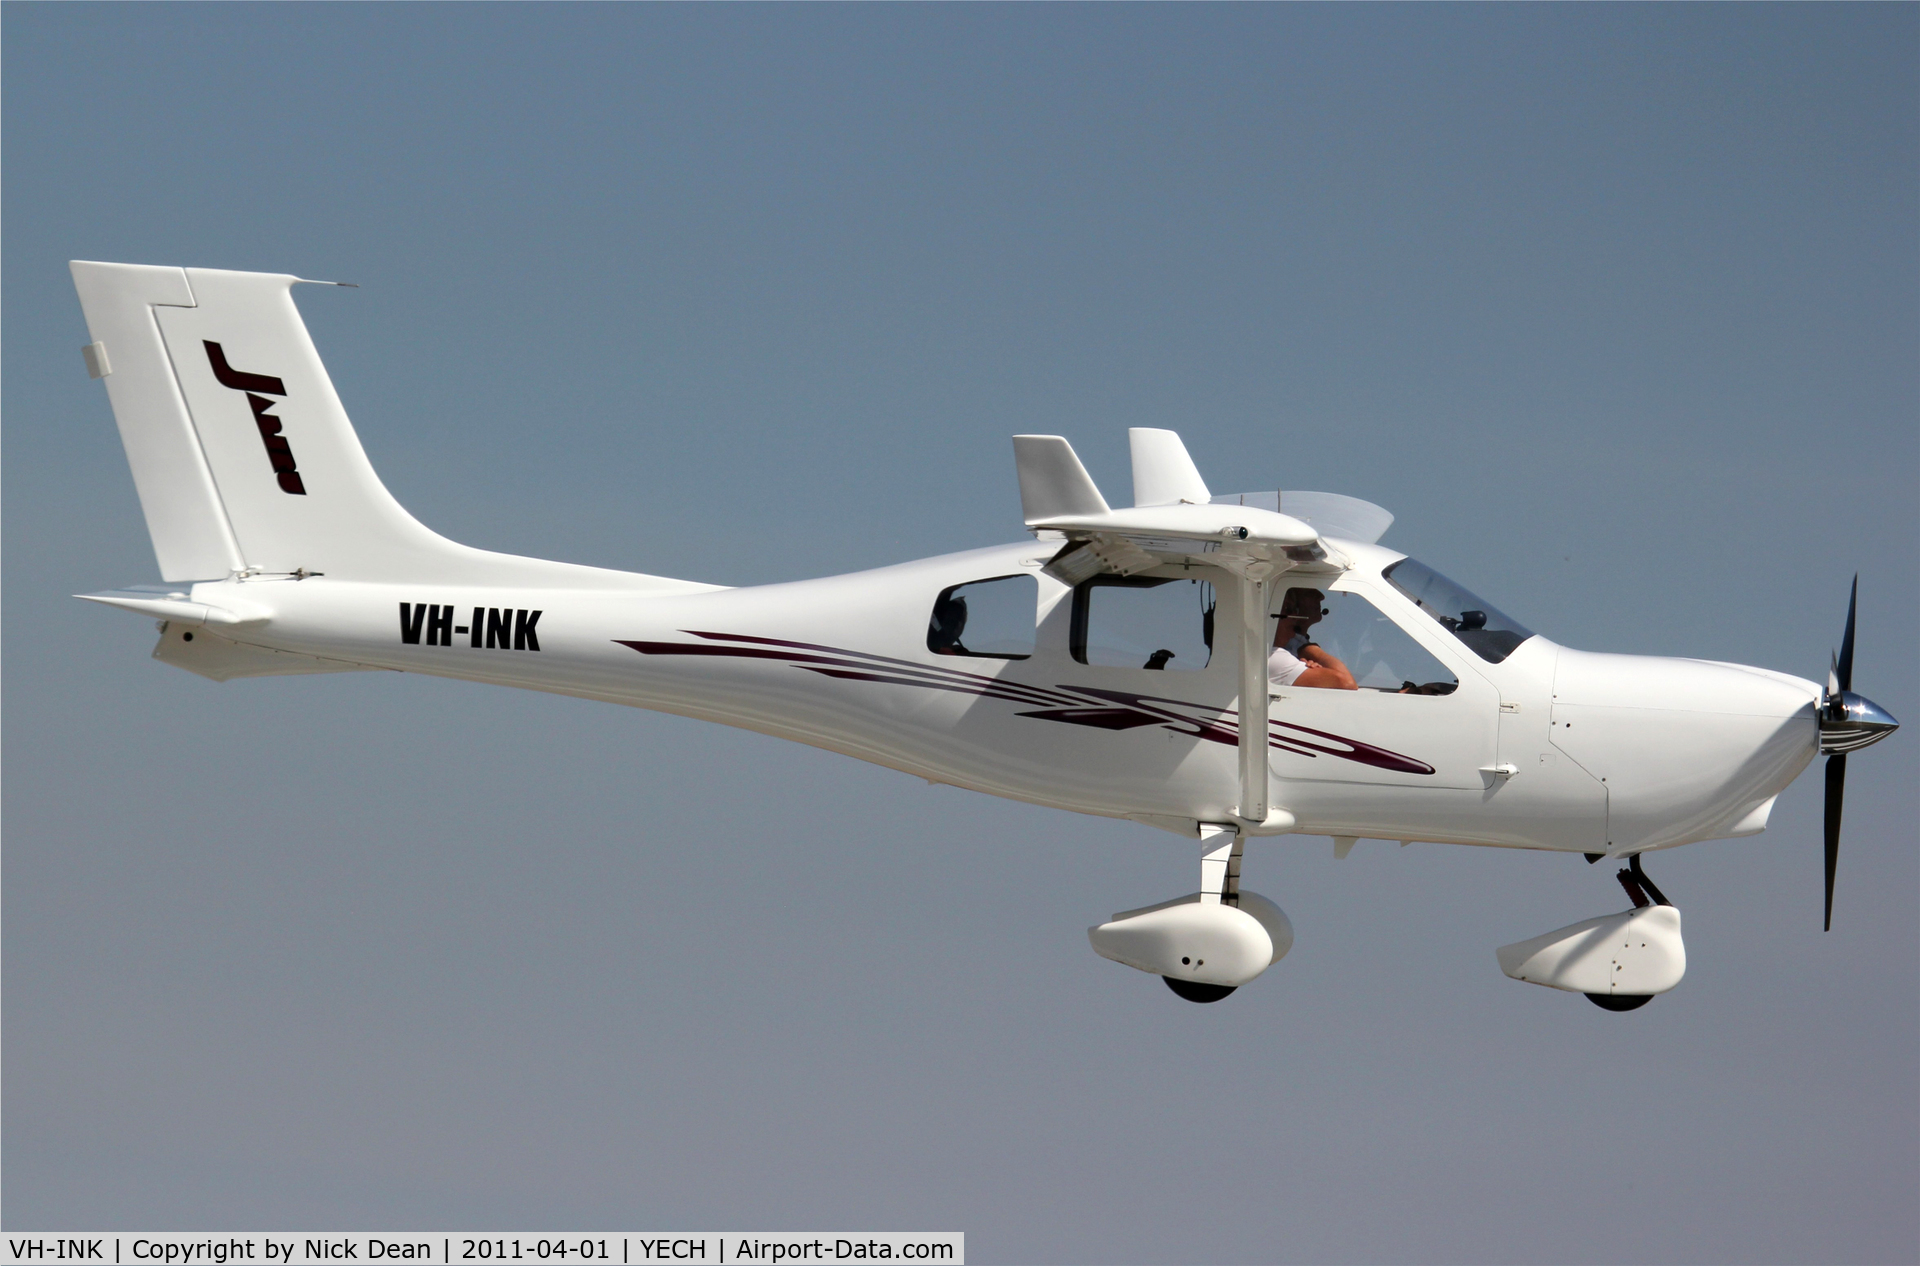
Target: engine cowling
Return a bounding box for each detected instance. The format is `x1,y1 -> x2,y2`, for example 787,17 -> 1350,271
1089,891 -> 1293,988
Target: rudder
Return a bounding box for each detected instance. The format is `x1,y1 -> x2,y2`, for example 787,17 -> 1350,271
71,262 -> 243,581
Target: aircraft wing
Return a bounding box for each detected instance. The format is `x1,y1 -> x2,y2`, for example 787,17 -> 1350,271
1013,432 -> 1359,584
1209,490 -> 1393,545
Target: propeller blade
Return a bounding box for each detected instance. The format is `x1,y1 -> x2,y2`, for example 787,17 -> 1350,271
1836,574 -> 1858,694
1823,753 -> 1847,931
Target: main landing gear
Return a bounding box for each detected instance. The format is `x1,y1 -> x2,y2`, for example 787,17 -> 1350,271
1164,978 -> 1239,1004
1087,824 -> 1294,1003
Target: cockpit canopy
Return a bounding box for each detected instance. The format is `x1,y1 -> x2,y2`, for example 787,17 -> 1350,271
1383,558 -> 1535,664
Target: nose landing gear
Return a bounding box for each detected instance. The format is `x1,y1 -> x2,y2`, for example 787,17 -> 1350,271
1498,852 -> 1687,1009
1583,855 -> 1673,1012
1613,853 -> 1671,911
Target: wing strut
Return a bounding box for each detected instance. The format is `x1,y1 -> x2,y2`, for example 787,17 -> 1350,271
1200,822 -> 1243,906
1237,570 -> 1271,826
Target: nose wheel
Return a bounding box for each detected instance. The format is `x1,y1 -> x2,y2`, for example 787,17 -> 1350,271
1584,854 -> 1670,1012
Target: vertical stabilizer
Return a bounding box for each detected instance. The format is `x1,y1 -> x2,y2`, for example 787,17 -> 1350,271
143,265 -> 468,580
71,261 -> 705,592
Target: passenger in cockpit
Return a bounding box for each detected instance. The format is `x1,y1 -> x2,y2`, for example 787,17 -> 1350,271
1268,587 -> 1357,690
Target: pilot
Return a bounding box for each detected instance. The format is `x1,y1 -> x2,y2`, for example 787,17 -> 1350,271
1269,588 -> 1357,690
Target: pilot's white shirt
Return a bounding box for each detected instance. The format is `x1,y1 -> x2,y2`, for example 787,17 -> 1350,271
1268,633 -> 1312,687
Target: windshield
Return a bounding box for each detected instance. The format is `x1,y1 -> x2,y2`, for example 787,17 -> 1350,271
1382,558 -> 1535,664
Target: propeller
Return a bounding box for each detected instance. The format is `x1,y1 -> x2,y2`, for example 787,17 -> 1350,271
1816,576 -> 1900,930
1823,737 -> 1845,932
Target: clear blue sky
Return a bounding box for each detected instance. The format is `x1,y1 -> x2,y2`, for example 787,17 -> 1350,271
6,5 -> 1916,1260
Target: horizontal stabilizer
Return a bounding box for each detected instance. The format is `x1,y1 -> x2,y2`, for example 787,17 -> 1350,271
76,586 -> 269,627
1013,436 -> 1110,524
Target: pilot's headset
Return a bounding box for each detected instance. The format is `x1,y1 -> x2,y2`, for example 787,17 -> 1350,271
1276,588 -> 1329,651
1278,588 -> 1328,624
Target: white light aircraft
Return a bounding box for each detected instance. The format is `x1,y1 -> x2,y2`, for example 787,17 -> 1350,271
70,261 -> 1900,1009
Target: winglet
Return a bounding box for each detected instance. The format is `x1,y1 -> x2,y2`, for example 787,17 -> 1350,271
1013,436 -> 1110,525
1129,429 -> 1211,507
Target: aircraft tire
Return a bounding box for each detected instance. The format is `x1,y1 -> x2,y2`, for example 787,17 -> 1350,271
1163,977 -> 1237,1003
1585,992 -> 1653,1012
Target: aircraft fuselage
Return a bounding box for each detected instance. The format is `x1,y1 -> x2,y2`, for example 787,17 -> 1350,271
155,537 -> 1820,858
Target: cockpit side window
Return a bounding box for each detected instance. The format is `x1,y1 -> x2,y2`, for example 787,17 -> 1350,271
927,574 -> 1037,659
1382,558 -> 1534,664
1071,575 -> 1215,671
1299,590 -> 1459,693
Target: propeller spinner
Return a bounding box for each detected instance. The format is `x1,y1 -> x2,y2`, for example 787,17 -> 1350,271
1816,576 -> 1900,930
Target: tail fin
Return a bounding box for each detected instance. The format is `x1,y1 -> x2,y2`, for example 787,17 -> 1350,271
71,261 -> 692,590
